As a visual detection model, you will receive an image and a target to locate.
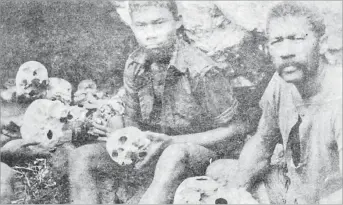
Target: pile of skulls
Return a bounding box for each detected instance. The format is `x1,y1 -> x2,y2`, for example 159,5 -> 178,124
1,61 -> 125,150
173,176 -> 258,204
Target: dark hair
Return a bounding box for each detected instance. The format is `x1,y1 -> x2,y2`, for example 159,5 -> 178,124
266,1 -> 325,38
128,0 -> 179,20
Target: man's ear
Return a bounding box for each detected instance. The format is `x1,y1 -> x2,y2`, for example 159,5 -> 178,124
319,34 -> 329,55
175,14 -> 183,30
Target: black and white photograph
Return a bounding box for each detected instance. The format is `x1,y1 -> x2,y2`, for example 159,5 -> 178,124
0,1 -> 342,204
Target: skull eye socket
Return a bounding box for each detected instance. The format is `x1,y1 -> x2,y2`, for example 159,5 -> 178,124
67,114 -> 73,120
33,71 -> 37,76
215,198 -> 228,204
196,178 -> 208,181
138,151 -> 147,158
60,117 -> 67,123
47,130 -> 53,140
119,136 -> 127,144
111,150 -> 118,158
29,90 -> 36,96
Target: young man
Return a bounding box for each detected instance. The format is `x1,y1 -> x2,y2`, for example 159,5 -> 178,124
207,2 -> 342,204
68,1 -> 255,204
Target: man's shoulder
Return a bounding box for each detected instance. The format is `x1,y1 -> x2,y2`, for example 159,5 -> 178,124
175,41 -> 219,78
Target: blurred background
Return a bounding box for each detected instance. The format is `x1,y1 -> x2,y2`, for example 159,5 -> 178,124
1,1 -> 341,92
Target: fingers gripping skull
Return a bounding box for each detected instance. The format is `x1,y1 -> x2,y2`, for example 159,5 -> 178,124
90,99 -> 125,126
46,77 -> 72,105
106,127 -> 151,166
20,99 -> 72,149
15,61 -> 48,101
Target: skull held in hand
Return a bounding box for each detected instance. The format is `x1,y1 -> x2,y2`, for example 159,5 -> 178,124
20,99 -> 72,149
15,61 -> 48,102
106,127 -> 151,166
46,77 -> 72,105
74,79 -> 98,106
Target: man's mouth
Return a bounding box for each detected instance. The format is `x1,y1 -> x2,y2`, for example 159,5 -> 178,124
282,66 -> 298,74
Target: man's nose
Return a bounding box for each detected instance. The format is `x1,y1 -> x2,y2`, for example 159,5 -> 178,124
144,25 -> 157,40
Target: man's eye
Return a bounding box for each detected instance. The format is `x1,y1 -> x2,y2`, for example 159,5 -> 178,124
135,24 -> 145,27
153,21 -> 165,25
271,38 -> 283,45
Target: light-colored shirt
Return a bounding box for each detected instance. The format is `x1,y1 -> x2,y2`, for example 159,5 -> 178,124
259,64 -> 342,203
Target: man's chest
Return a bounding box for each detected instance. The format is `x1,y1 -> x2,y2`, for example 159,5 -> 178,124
139,64 -> 205,134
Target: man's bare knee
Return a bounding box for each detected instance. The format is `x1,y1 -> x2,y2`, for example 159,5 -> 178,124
206,159 -> 238,186
154,144 -> 190,177
159,144 -> 189,165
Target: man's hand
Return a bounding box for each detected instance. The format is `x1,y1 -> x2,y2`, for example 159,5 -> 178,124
87,115 -> 124,137
135,131 -> 172,170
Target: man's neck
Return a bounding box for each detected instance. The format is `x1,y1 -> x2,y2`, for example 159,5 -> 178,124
295,62 -> 325,100
147,44 -> 176,65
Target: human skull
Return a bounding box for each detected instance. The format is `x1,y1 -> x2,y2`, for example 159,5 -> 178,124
90,99 -> 125,126
15,61 -> 49,102
206,187 -> 258,204
173,176 -> 221,204
74,79 -> 98,106
0,78 -> 16,102
46,77 -> 72,105
174,176 -> 258,204
106,127 -> 151,166
20,99 -> 72,149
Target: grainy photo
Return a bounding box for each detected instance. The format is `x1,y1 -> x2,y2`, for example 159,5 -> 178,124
0,1 -> 342,204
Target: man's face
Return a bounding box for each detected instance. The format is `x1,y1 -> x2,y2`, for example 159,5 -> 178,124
268,16 -> 321,84
130,6 -> 181,57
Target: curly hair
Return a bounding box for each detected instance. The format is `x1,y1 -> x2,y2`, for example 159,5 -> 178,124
128,0 -> 179,20
266,1 -> 326,38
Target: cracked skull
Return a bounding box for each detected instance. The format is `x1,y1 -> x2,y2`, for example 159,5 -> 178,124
15,61 -> 49,102
46,77 -> 72,105
20,99 -> 72,149
106,127 -> 151,166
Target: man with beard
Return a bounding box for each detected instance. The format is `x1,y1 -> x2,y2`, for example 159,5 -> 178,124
68,0 -> 256,204
206,2 -> 342,204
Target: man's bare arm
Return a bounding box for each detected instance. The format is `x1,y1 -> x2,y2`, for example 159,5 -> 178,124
238,105 -> 281,189
169,116 -> 253,152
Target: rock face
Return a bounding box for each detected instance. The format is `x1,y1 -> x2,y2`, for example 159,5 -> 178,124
114,1 -> 342,71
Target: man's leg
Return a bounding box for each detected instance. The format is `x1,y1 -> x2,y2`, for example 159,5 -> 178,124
0,162 -> 15,204
206,159 -> 271,203
69,141 -> 122,204
139,143 -> 217,204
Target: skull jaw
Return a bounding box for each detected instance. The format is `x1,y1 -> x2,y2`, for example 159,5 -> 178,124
16,91 -> 47,104
46,94 -> 72,105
